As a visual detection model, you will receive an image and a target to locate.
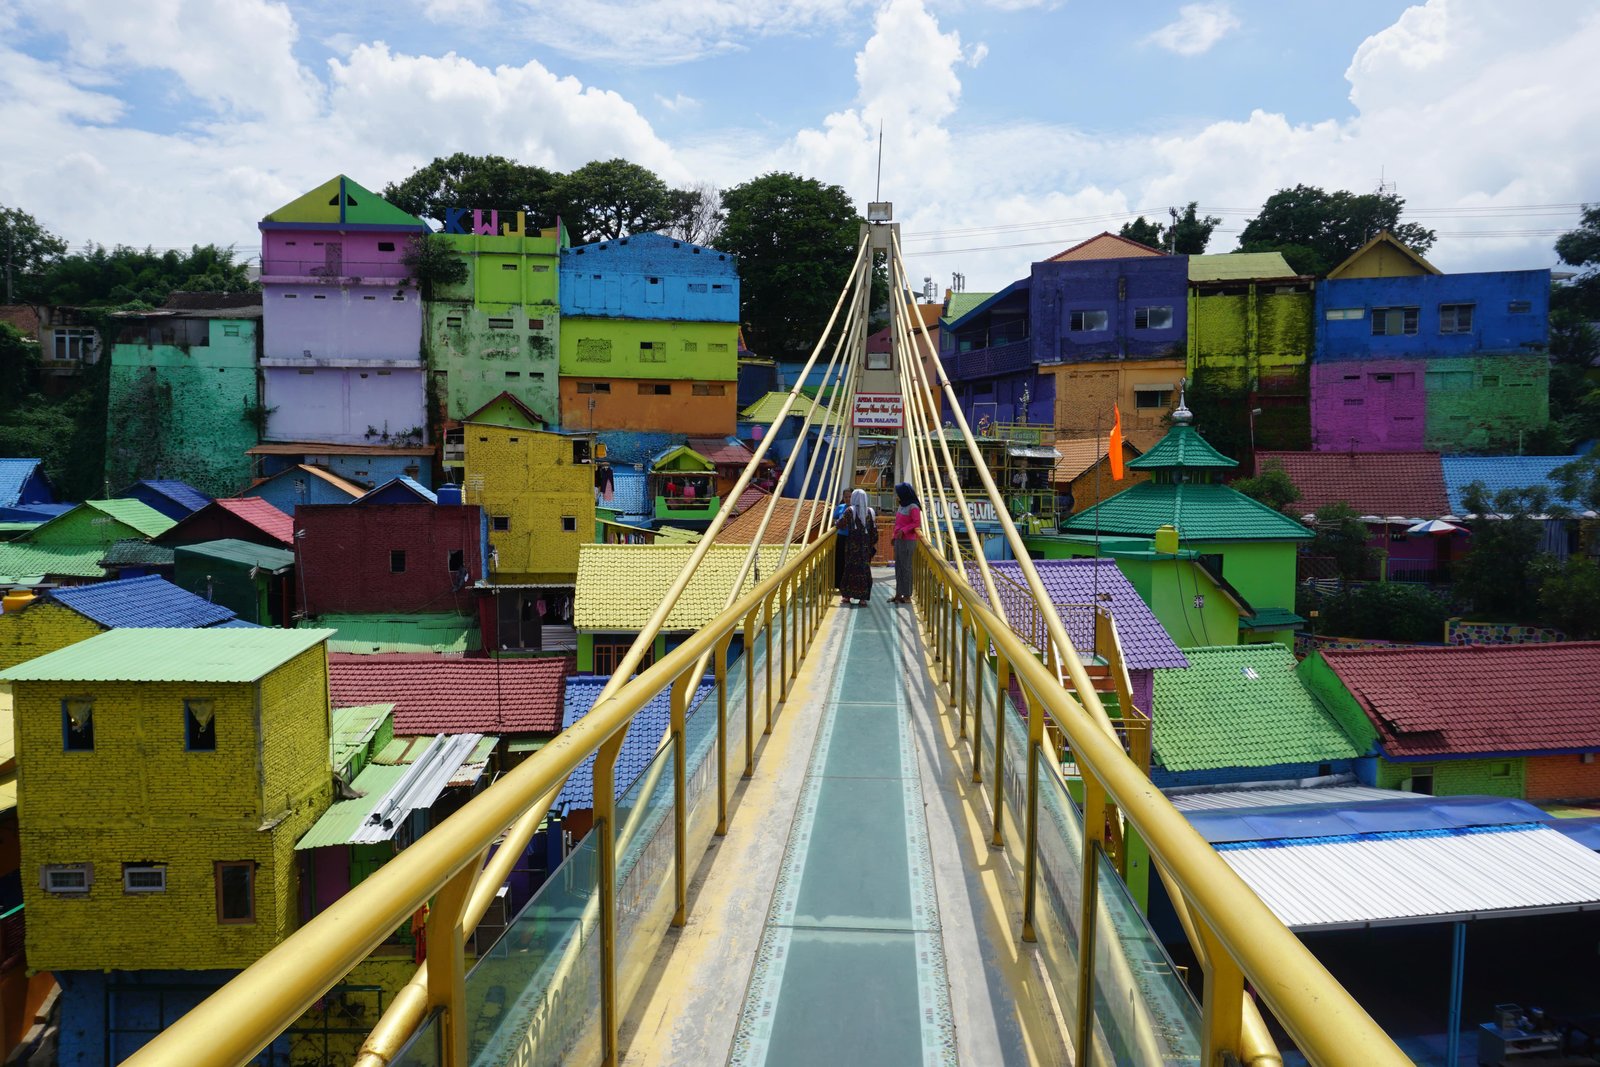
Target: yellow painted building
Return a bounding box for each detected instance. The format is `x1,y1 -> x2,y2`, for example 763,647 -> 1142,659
0,601 -> 100,672
461,393 -> 596,585
0,627 -> 335,972
1326,230 -> 1441,280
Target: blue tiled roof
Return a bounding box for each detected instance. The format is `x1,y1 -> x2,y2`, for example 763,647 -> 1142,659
0,460 -> 45,509
554,675 -> 714,812
356,476 -> 438,504
1441,455 -> 1583,515
135,480 -> 212,515
50,574 -> 237,629
605,468 -> 651,520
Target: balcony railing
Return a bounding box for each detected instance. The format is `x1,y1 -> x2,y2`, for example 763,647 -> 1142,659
261,259 -> 413,282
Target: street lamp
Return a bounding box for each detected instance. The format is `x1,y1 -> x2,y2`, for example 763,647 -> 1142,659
1248,407 -> 1263,460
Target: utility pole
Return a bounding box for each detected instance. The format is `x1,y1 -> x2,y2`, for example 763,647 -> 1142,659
1167,206 -> 1179,254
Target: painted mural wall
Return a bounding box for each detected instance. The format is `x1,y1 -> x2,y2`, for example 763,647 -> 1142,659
428,304 -> 560,424
1314,269 -> 1550,362
262,367 -> 428,445
558,318 -> 739,382
557,377 -> 738,436
1031,256 -> 1190,364
261,286 -> 423,363
1423,354 -> 1549,451
1310,361 -> 1427,451
559,233 -> 739,322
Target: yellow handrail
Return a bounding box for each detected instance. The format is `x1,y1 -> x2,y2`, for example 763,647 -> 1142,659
123,533 -> 835,1067
915,542 -> 1408,1066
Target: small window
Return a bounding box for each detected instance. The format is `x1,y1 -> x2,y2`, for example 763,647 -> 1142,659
1508,300 -> 1532,314
1408,768 -> 1435,796
528,318 -> 545,330
531,372 -> 545,381
561,516 -> 577,532
707,342 -> 728,352
492,516 -> 510,531
447,549 -> 464,571
363,294 -> 376,301
682,340 -> 698,352
124,864 -> 167,893
1134,306 -> 1173,330
1324,308 -> 1364,321
531,264 -> 550,273
1371,373 -> 1394,384
648,276 -> 661,285
488,318 -> 514,330
1343,398 -> 1364,406
687,283 -> 708,293
572,439 -> 591,464
377,241 -> 395,252
508,436 -> 519,443
445,316 -> 463,328
223,324 -> 241,337
712,283 -> 730,292
866,350 -> 891,370
392,293 -> 406,301
43,864 -> 92,895
390,550 -> 407,573
501,263 -> 518,271
1439,303 -> 1474,333
1372,306 -> 1419,336
215,862 -> 255,923
692,383 -> 727,396
1490,762 -> 1513,778
283,293 -> 298,299
505,371 -> 521,378
576,381 -> 611,394
284,240 -> 297,246
1482,374 -> 1500,387
313,294 -> 326,300
638,383 -> 672,396
1069,310 -> 1109,332
185,699 -> 216,751
63,698 -> 94,751
1134,390 -> 1169,410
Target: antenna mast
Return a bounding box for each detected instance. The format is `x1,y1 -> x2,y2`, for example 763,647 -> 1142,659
875,122 -> 884,201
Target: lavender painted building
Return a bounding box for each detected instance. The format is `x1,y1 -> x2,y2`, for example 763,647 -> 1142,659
258,176 -> 430,446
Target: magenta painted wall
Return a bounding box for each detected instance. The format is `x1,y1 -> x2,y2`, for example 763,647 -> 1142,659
262,367 -> 427,443
311,846 -> 349,916
262,285 -> 422,362
1310,361 -> 1425,451
260,230 -> 411,281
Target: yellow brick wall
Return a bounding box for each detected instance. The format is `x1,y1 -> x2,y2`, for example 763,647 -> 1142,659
465,423 -> 595,583
0,603 -> 103,672
1047,358 -> 1187,451
14,648 -> 333,971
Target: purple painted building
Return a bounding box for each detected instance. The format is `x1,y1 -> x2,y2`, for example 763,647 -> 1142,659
1308,360 -> 1427,452
258,176 -> 430,445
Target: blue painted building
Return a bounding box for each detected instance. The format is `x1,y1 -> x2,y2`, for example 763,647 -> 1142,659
0,459 -> 54,510
246,444 -> 435,490
559,232 -> 739,322
1314,270 -> 1550,363
113,479 -> 212,522
241,464 -> 364,514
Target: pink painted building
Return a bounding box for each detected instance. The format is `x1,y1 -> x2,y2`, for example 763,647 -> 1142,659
1309,361 -> 1426,452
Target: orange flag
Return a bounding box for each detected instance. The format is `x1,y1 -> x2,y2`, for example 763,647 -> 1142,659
1108,404 -> 1125,481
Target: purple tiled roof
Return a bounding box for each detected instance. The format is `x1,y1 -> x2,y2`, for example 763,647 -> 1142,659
970,559 -> 1188,670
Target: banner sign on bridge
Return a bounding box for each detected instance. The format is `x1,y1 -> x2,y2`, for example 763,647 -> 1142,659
853,392 -> 904,429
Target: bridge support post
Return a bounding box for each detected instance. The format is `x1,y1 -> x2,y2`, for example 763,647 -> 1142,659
1074,775 -> 1107,1061
1196,913 -> 1246,1066
970,621 -> 985,784
1022,687 -> 1044,944
744,607 -> 758,776
779,578 -> 791,703
992,655 -> 1009,848
594,730 -> 627,1067
671,672 -> 693,926
425,848 -> 485,1067
763,594 -> 774,733
958,605 -> 970,737
714,635 -> 732,837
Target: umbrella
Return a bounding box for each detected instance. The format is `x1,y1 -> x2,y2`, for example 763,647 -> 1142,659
1406,518 -> 1464,535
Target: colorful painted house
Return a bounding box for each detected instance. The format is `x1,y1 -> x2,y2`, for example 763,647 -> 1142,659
103,296 -> 264,498
1311,232 -> 1550,452
112,479 -> 212,523
1187,252 -> 1314,451
246,441 -> 435,490
0,461 -> 54,511
1150,644 -> 1359,788
1255,450 -> 1462,582
258,176 -> 430,446
427,223 -> 566,426
295,498 -> 486,618
0,627 -> 335,1064
1052,434 -> 1146,516
557,233 -> 740,435
1442,454 -> 1592,559
155,498 -> 294,550
943,235 -> 1189,448
0,500 -> 175,588
573,543 -> 781,674
1302,643 -> 1600,801
648,444 -> 719,528
172,540 -> 296,627
241,463 -> 366,514
1051,408 -> 1312,644
0,575 -> 237,671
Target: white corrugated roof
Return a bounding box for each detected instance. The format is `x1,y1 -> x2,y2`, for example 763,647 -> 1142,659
1169,787 -> 1420,812
1218,825 -> 1600,931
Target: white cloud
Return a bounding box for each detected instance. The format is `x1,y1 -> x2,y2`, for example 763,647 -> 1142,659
1145,2 -> 1240,57
656,92 -> 702,113
966,42 -> 989,68
419,0 -> 495,19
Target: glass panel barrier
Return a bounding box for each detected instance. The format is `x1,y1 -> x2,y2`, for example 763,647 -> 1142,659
615,738 -> 678,1014
1090,844 -> 1202,1067
1027,704 -> 1083,1026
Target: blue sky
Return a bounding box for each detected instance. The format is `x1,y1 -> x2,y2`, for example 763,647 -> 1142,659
1,0 -> 1595,291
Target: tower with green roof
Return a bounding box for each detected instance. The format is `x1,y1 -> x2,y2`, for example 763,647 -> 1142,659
1039,395 -> 1311,646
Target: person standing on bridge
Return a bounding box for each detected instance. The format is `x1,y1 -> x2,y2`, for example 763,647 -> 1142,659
837,488 -> 878,605
890,482 -> 920,604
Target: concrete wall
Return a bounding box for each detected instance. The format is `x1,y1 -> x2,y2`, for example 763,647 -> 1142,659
260,230 -> 411,280
262,366 -> 427,445
1031,256 -> 1189,364
1424,354 -> 1549,451
104,318 -> 261,498
1043,358 -> 1187,450
427,303 -> 559,424
1187,284 -> 1313,392
262,284 -> 421,363
0,601 -> 102,671
1310,360 -> 1426,451
1375,755 -> 1525,798
296,503 -> 485,615
558,317 -> 739,382
1315,269 -> 1550,362
560,233 -> 738,322
1525,754 -> 1600,801
14,646 -> 330,971
434,231 -> 562,307
464,424 -> 594,583
558,377 -> 738,436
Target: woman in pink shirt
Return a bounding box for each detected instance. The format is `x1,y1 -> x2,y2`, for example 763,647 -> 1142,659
891,482 -> 921,604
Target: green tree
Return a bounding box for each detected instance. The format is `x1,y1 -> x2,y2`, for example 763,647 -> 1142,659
0,323 -> 39,408
1118,215 -> 1165,251
1305,582 -> 1453,643
1453,482 -> 1558,618
1239,185 -> 1436,277
0,204 -> 69,303
402,234 -> 469,299
37,244 -> 252,307
1308,502 -> 1372,580
667,182 -> 725,247
382,153 -> 560,227
719,172 -> 863,361
1170,202 -> 1220,254
558,158 -> 690,245
1534,554 -> 1600,637
1232,461 -> 1300,513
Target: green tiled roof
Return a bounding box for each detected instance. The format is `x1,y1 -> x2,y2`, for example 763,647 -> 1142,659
1153,645 -> 1361,772
1240,607 -> 1306,631
0,543 -> 110,582
739,391 -> 835,426
306,613 -> 480,655
100,540 -> 177,568
82,499 -> 177,538
1061,481 -> 1312,542
943,291 -> 996,323
1127,425 -> 1238,470
1187,252 -> 1299,283
0,627 -> 335,683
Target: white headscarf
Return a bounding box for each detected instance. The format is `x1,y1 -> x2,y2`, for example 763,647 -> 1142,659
849,488 -> 874,529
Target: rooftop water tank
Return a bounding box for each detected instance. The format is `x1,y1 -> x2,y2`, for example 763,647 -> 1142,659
1,588 -> 36,614
437,484 -> 464,506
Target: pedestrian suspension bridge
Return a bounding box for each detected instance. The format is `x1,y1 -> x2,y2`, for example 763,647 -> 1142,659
126,220 -> 1411,1066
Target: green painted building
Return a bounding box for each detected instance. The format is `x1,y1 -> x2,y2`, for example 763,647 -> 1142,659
428,229 -> 566,426
0,500 -> 175,586
173,538 -> 296,626
104,301 -> 264,497
1424,355 -> 1549,452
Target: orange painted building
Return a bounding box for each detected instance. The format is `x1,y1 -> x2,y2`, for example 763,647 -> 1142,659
558,377 -> 737,436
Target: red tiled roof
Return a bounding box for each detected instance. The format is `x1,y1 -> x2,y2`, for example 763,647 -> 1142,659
329,653 -> 573,734
1047,232 -> 1167,262
732,485 -> 769,515
1254,451 -> 1449,519
215,498 -> 295,545
687,437 -> 755,467
1320,643 -> 1600,758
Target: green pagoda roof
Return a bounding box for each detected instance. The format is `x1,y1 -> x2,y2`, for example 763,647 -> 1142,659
1152,645 -> 1360,772
1060,481 -> 1312,542
262,175 -> 426,230
1127,423 -> 1238,471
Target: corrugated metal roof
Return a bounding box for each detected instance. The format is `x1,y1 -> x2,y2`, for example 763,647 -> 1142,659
0,627 -> 334,683
312,613 -> 478,654
175,539 -> 296,572
49,575 -> 236,629
129,480 -> 211,515
295,764 -> 408,849
296,733 -> 484,849
330,703 -> 392,774
1006,445 -> 1060,459
1441,455 -> 1585,516
1168,786 -> 1422,812
1217,824 -> 1600,930
1187,252 -> 1299,283
0,460 -> 45,509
